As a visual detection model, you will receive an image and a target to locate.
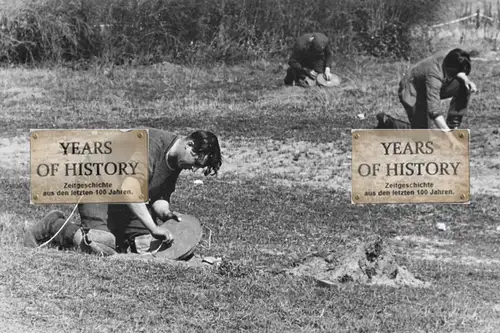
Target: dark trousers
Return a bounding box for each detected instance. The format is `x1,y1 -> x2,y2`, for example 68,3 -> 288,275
399,78 -> 470,129
78,203 -> 151,253
284,67 -> 315,87
440,79 -> 470,129
78,203 -> 130,252
78,203 -> 109,231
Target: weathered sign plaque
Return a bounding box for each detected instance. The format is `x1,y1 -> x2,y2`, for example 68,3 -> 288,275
351,129 -> 470,204
30,129 -> 149,204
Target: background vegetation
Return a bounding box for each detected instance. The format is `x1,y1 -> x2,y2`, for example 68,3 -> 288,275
0,0 -> 456,66
1,50 -> 500,333
1,1 -> 500,332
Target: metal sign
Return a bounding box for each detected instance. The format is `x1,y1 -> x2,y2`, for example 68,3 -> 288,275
30,129 -> 149,204
351,129 -> 470,204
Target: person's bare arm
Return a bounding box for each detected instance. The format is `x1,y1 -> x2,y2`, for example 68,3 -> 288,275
433,115 -> 450,130
456,72 -> 477,93
152,199 -> 182,222
324,45 -> 335,80
121,177 -> 173,241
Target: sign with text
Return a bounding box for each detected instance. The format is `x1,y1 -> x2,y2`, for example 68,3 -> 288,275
30,129 -> 149,204
351,129 -> 470,204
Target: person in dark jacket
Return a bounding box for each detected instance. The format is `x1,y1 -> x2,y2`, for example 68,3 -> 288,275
284,32 -> 337,87
398,48 -> 476,130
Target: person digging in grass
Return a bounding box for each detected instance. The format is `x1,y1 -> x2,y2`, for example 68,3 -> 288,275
377,48 -> 476,130
24,128 -> 222,259
284,32 -> 340,88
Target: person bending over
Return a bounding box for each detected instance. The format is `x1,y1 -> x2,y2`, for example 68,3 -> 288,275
24,128 -> 222,257
284,32 -> 337,88
398,48 -> 476,130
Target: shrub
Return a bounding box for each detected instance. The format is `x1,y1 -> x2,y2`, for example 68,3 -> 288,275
0,0 -> 452,65
0,0 -> 102,63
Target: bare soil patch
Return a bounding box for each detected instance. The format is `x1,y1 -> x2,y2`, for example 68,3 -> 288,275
391,234 -> 500,267
415,253 -> 500,266
470,129 -> 500,196
287,235 -> 431,288
219,132 -> 500,196
0,135 -> 29,176
219,136 -> 351,191
3,130 -> 500,197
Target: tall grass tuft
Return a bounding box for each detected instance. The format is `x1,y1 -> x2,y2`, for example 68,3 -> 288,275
0,0 -> 453,66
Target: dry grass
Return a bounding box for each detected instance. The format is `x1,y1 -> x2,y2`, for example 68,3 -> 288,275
1,46 -> 500,332
0,0 -> 456,64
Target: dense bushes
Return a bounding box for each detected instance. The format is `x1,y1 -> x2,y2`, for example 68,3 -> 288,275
0,0 -> 451,65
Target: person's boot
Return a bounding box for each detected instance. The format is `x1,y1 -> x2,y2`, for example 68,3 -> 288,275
284,67 -> 295,86
23,210 -> 80,249
375,112 -> 387,129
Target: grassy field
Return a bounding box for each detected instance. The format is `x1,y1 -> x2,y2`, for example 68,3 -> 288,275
1,45 -> 500,333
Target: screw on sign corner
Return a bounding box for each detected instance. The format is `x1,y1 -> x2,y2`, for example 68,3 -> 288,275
32,133 -> 38,140
353,133 -> 360,139
460,194 -> 467,200
354,194 -> 360,201
137,132 -> 144,139
458,132 -> 465,139
33,194 -> 39,201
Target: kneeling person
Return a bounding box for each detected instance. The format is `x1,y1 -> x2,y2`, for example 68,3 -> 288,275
24,129 -> 222,259
284,32 -> 340,88
398,48 -> 477,130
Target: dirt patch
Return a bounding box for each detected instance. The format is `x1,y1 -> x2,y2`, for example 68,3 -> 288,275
392,235 -> 455,247
391,234 -> 500,267
2,130 -> 500,197
470,129 -> 500,196
219,134 -> 500,196
0,135 -> 29,175
287,236 -> 430,288
410,251 -> 500,266
391,234 -> 454,262
219,136 -> 351,191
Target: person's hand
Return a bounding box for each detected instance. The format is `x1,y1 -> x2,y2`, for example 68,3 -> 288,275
456,73 -> 477,93
324,67 -> 332,81
150,226 -> 174,243
465,80 -> 477,93
307,69 -> 318,79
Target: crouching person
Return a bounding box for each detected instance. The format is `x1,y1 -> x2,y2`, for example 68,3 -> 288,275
22,205 -> 117,256
284,32 -> 340,88
398,48 -> 476,130
376,48 -> 476,132
23,128 -> 222,259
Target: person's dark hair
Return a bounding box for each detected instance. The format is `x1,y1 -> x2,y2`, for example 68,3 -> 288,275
187,130 -> 222,176
309,33 -> 328,55
444,48 -> 471,75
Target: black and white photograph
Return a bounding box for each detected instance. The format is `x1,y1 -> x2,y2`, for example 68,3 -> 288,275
1,0 -> 500,332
